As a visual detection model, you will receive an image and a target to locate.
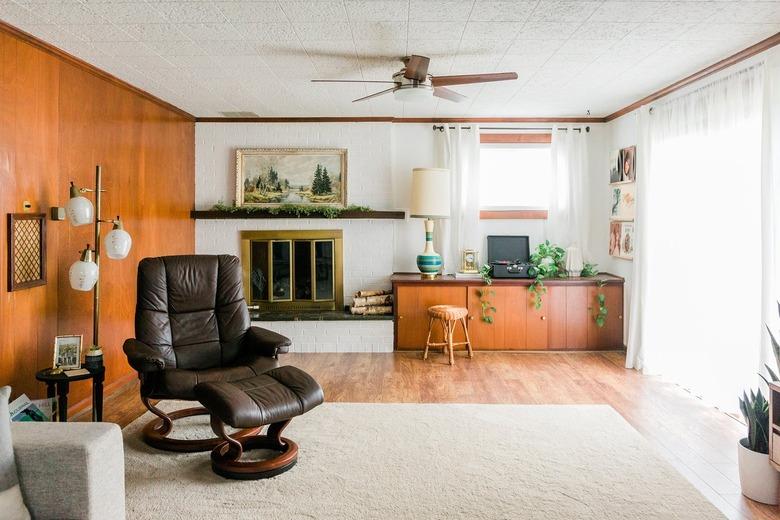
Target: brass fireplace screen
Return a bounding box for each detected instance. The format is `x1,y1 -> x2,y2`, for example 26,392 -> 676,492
240,230 -> 343,311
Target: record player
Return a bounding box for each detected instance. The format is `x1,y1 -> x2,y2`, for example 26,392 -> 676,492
487,235 -> 533,279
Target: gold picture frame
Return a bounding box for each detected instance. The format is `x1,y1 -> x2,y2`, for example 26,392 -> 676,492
53,335 -> 82,370
460,249 -> 480,274
235,148 -> 347,207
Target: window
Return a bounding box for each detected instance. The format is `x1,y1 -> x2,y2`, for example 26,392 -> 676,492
479,134 -> 551,219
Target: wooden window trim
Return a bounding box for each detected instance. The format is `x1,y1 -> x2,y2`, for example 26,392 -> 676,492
480,210 -> 548,220
479,133 -> 551,219
480,133 -> 552,144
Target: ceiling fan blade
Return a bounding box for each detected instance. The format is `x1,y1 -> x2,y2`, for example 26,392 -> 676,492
352,87 -> 398,103
404,55 -> 430,81
431,72 -> 518,87
312,79 -> 400,84
433,87 -> 467,103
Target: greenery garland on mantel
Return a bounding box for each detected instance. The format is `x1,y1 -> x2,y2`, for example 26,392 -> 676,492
212,202 -> 372,219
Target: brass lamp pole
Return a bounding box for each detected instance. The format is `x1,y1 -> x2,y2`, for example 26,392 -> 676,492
66,165 -> 133,368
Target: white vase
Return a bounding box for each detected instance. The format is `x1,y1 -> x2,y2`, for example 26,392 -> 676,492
738,438 -> 780,505
565,246 -> 584,277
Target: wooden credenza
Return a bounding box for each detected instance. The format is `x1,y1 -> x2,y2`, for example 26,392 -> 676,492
391,273 -> 625,351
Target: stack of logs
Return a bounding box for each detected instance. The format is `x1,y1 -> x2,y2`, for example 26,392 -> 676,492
350,289 -> 393,315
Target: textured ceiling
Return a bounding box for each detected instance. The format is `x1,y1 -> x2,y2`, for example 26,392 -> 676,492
2,0 -> 779,118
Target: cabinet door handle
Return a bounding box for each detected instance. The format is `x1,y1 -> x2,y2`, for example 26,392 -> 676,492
618,315 -> 623,320
541,316 -> 546,320
398,315 -> 403,319
468,316 -> 474,320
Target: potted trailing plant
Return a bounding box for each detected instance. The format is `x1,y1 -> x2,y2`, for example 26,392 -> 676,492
738,389 -> 779,504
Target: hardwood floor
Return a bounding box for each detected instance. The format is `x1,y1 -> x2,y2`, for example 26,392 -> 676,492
80,351 -> 778,520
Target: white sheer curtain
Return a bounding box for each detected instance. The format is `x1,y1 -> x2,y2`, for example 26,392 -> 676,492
546,125 -> 590,257
761,53 -> 780,374
434,124 -> 481,274
626,64 -> 768,410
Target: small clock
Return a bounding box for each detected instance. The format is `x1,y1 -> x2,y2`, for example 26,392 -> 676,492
460,249 -> 479,274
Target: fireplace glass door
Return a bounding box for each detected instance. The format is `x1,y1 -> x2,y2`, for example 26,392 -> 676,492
241,230 -> 343,311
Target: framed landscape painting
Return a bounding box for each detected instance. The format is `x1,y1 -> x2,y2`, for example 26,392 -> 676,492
236,148 -> 347,207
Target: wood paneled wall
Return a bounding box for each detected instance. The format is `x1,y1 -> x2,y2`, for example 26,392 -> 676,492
0,27 -> 195,410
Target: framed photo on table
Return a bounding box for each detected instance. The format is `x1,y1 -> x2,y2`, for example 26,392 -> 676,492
53,335 -> 82,370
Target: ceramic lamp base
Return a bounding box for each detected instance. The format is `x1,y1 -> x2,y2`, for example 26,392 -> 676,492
85,347 -> 104,370
416,219 -> 443,278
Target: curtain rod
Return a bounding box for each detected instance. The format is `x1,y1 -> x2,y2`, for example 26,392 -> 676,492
432,125 -> 589,132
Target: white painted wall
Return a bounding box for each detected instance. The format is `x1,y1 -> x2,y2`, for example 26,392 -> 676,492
195,120 -> 608,350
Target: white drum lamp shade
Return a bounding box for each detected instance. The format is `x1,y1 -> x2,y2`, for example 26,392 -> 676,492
410,168 -> 450,218
409,168 -> 450,278
105,220 -> 132,259
69,248 -> 98,291
66,183 -> 94,226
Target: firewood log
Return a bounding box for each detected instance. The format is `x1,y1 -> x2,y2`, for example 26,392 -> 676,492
352,294 -> 393,307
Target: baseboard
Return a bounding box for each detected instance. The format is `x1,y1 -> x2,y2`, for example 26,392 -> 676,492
68,371 -> 137,420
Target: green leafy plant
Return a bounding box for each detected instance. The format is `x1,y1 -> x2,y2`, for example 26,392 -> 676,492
478,264 -> 493,286
739,389 -> 770,454
580,262 -> 599,277
212,202 -> 371,219
593,280 -> 608,328
528,241 -> 566,310
759,301 -> 780,384
476,288 -> 497,324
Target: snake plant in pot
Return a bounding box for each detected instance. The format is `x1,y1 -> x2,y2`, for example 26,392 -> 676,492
738,389 -> 779,504
737,302 -> 780,504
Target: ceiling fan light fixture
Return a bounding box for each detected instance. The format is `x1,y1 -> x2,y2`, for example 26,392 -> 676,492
394,85 -> 433,103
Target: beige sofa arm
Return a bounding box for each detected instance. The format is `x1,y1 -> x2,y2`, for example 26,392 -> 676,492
11,422 -> 125,520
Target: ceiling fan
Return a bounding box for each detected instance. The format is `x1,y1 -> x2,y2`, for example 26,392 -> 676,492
311,55 -> 518,103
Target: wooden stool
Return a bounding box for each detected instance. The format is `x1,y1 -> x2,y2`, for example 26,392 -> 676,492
424,305 -> 473,365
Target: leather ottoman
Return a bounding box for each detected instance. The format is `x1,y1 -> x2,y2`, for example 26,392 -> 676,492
194,366 -> 324,480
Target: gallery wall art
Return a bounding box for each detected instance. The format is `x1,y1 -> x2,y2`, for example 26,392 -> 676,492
609,145 -> 636,260
235,148 -> 347,207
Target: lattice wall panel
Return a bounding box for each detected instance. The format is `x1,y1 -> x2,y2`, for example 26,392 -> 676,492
7,214 -> 46,291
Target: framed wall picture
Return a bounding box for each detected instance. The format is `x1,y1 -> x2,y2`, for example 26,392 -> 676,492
53,335 -> 82,370
235,148 -> 347,207
620,146 -> 636,182
609,221 -> 634,260
609,149 -> 622,183
610,183 -> 636,220
7,213 -> 46,292
610,146 -> 636,184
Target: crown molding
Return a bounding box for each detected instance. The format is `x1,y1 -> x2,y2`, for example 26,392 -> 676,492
605,32 -> 780,122
195,116 -> 605,123
0,20 -> 195,121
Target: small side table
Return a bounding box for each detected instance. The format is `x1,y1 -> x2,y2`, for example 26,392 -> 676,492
35,365 -> 105,422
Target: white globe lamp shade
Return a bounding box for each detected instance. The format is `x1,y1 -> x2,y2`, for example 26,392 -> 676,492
105,221 -> 132,259
69,249 -> 98,291
66,183 -> 94,226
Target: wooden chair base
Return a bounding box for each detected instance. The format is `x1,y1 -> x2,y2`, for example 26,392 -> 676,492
141,398 -> 260,453
210,418 -> 299,480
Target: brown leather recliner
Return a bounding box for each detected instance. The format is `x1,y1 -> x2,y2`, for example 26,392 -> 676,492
123,254 -> 291,452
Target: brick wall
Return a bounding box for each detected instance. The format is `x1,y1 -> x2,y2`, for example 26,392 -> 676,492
195,122 -> 396,353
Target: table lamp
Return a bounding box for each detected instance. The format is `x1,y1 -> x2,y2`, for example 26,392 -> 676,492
409,168 -> 450,279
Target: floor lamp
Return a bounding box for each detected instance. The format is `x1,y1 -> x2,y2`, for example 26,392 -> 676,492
65,165 -> 132,369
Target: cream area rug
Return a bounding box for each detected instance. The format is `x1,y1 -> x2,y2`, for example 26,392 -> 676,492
123,403 -> 724,520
